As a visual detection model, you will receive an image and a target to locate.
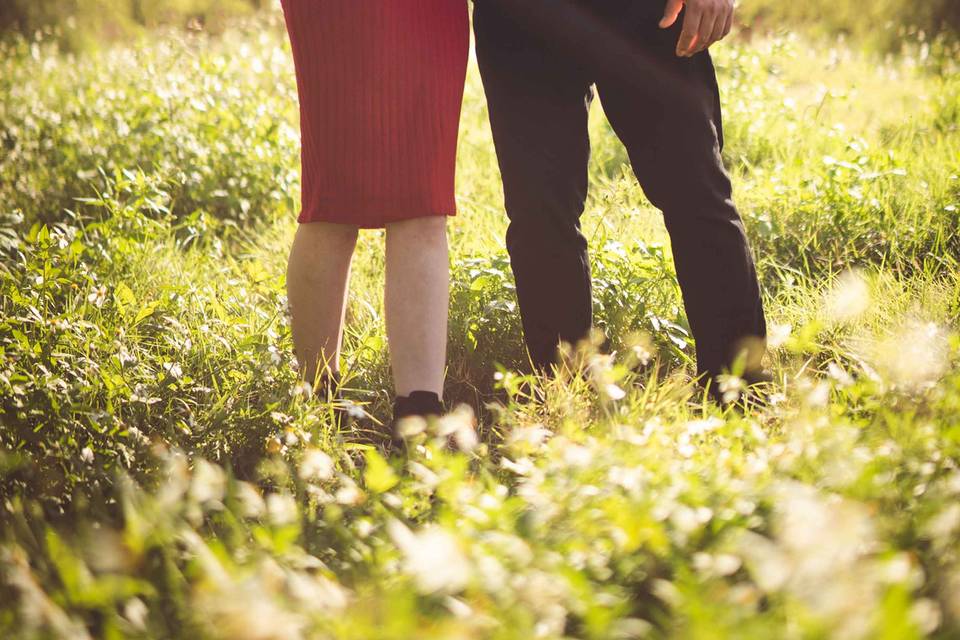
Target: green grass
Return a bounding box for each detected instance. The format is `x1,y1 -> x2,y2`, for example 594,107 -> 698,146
2,9 -> 960,639
0,0 -> 266,52
735,0 -> 960,53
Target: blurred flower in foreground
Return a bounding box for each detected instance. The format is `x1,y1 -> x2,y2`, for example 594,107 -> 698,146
196,576 -> 306,640
625,331 -> 654,366
506,424 -> 552,456
266,493 -> 297,526
870,318 -> 950,390
586,352 -> 628,402
387,520 -> 471,595
437,405 -> 479,453
911,599 -> 943,636
604,383 -> 627,400
513,570 -> 569,638
234,481 -> 266,518
735,481 -> 913,639
823,269 -> 871,323
717,374 -> 745,404
298,448 -> 334,482
191,459 -> 226,505
767,323 -> 792,349
123,598 -> 148,631
2,547 -> 91,639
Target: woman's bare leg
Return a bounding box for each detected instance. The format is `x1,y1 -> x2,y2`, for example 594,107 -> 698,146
286,221 -> 358,388
384,216 -> 449,398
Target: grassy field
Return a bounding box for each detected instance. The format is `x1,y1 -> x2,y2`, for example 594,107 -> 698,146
1,7 -> 960,639
736,0 -> 960,51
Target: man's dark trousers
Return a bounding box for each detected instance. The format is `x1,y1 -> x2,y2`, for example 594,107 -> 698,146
473,0 -> 767,383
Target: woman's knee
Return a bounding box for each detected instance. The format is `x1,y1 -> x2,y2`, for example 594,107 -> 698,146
295,220 -> 359,252
385,216 -> 448,246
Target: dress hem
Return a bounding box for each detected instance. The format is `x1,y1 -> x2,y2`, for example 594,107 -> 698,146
297,208 -> 457,229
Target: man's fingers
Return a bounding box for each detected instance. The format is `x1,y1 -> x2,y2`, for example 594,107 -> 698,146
722,9 -> 734,38
707,9 -> 728,47
697,6 -> 733,52
676,6 -> 702,56
659,0 -> 684,29
693,11 -> 718,54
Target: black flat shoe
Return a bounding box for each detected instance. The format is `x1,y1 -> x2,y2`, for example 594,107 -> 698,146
390,391 -> 445,448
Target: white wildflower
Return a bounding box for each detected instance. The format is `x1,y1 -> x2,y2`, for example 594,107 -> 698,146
561,441 -> 593,468
87,285 -> 108,308
604,383 -> 627,400
826,361 -> 854,387
334,478 -> 363,506
501,456 -> 535,476
439,405 -> 478,452
286,572 -> 349,612
871,319 -> 949,390
910,599 -> 942,635
823,269 -> 871,323
387,520 -> 471,595
685,416 -> 724,437
924,504 -> 960,548
234,481 -> 266,519
123,598 -> 148,631
736,530 -> 791,592
191,459 -> 226,505
443,596 -> 473,619
298,449 -> 334,482
395,416 -> 427,439
718,374 -> 745,403
506,424 -> 552,454
805,381 -> 831,407
195,578 -> 306,640
407,461 -> 439,489
767,323 -> 792,349
266,493 -> 298,526
161,361 -> 183,379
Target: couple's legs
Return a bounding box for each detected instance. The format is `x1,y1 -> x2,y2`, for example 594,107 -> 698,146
474,7 -> 595,370
474,1 -> 766,380
286,218 -> 448,398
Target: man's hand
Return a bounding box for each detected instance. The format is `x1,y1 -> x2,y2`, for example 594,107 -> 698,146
659,0 -> 734,58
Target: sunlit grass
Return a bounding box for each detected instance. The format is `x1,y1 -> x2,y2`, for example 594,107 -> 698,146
1,10 -> 959,639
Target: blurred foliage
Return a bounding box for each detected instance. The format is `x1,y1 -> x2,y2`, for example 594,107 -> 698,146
739,0 -> 960,50
0,17 -> 298,233
0,0 -> 266,51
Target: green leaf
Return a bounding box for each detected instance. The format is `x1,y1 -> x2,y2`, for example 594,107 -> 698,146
11,329 -> 30,351
134,301 -> 159,325
113,282 -> 136,316
364,450 -> 398,494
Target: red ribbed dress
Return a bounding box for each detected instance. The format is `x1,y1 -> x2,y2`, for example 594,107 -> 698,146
280,1 -> 470,228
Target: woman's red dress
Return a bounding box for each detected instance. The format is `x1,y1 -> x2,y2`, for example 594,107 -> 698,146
280,1 -> 470,227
